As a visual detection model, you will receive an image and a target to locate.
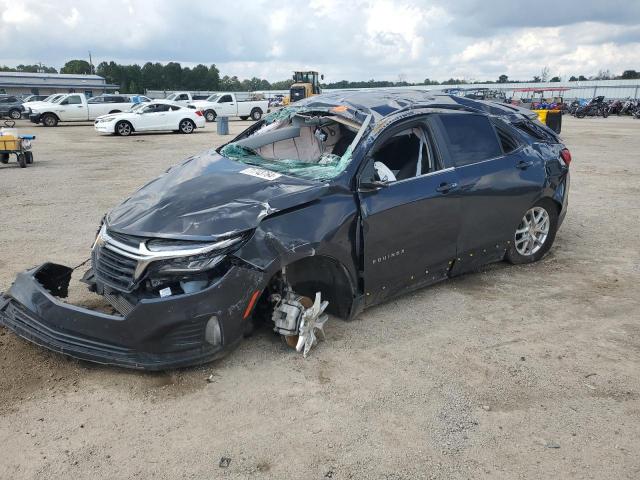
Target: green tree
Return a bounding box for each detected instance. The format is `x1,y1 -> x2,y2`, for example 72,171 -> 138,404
550,76 -> 561,82
60,59 -> 92,74
620,70 -> 639,79
497,74 -> 509,83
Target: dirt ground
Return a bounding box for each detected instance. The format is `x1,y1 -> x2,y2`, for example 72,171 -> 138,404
0,115 -> 638,479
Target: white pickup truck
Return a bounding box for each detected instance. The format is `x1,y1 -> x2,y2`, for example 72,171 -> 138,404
188,93 -> 270,122
29,93 -> 150,127
164,92 -> 211,106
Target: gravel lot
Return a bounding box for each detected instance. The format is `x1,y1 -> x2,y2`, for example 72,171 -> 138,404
1,115 -> 639,479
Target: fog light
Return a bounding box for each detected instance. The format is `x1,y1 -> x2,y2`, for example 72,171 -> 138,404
205,316 -> 222,346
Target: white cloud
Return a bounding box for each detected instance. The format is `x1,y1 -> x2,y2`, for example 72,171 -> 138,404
0,0 -> 638,82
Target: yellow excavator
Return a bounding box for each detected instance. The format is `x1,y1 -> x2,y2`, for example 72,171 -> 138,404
287,71 -> 323,104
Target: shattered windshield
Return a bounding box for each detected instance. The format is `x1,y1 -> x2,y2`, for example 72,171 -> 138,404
220,106 -> 366,181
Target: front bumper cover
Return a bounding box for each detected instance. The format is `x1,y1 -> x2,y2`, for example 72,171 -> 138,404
0,262 -> 264,370
29,113 -> 41,124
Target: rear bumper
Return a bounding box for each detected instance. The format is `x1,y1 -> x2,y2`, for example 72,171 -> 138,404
0,262 -> 265,370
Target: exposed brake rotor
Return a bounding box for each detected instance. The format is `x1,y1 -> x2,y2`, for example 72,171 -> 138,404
272,292 -> 328,357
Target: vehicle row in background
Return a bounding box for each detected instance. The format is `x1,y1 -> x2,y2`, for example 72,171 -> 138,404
27,93 -> 151,126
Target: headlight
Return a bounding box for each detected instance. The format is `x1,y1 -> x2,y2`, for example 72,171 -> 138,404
98,116 -> 116,123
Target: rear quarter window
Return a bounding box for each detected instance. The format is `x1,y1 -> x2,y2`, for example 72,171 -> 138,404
435,113 -> 502,167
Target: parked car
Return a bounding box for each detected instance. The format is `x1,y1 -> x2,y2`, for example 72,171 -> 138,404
0,95 -> 24,120
0,90 -> 570,369
94,100 -> 205,136
28,93 -> 149,126
188,93 -> 270,122
21,94 -> 66,117
21,94 -> 49,103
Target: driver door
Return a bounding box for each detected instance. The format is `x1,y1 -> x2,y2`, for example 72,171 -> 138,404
358,118 -> 461,304
61,95 -> 86,121
216,94 -> 236,116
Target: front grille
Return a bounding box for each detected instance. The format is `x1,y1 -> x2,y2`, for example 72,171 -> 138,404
93,245 -> 138,292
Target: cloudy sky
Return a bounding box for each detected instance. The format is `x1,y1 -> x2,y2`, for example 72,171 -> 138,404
1,0 -> 639,82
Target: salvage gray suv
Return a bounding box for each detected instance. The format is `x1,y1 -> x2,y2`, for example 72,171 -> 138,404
0,90 -> 571,369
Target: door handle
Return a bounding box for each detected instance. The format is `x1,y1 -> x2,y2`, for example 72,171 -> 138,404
436,182 -> 458,193
516,160 -> 533,169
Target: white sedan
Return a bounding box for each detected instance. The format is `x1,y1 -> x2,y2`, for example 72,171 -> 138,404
94,100 -> 205,136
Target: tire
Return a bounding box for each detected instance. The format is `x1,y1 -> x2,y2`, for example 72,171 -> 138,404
250,108 -> 262,121
0,153 -> 9,164
179,119 -> 195,134
240,116 -> 249,121
204,110 -> 216,122
25,151 -> 33,164
505,200 -> 559,265
9,109 -> 22,120
115,121 -> 133,136
576,111 -> 585,119
17,153 -> 26,168
602,108 -> 609,118
42,113 -> 58,127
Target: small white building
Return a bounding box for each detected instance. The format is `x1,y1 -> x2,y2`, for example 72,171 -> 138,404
0,71 -> 118,96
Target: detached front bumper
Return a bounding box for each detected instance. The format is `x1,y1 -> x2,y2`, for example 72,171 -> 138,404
0,263 -> 265,370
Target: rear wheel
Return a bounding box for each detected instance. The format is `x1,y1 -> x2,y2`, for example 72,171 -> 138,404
17,153 -> 26,168
9,109 -> 22,120
250,108 -> 262,121
0,153 -> 9,164
179,119 -> 195,134
204,110 -> 216,122
505,200 -> 558,264
42,113 -> 58,127
115,121 -> 133,136
24,151 -> 33,164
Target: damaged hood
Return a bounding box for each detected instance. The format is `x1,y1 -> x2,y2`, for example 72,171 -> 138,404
106,151 -> 326,240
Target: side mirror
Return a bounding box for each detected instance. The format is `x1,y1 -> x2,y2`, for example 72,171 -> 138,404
358,179 -> 389,192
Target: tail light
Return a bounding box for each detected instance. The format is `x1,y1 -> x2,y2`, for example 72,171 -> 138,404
560,148 -> 572,167
194,110 -> 203,117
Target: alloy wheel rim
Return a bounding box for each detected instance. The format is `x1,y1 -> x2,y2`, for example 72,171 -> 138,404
181,121 -> 193,132
515,206 -> 550,256
118,123 -> 130,135
10,111 -> 21,119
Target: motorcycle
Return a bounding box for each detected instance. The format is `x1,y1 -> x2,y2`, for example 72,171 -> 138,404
575,96 -> 608,118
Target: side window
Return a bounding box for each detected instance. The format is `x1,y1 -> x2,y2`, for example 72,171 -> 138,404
492,120 -> 521,154
170,105 -> 181,111
7,96 -> 18,102
141,104 -> 158,113
368,123 -> 439,183
88,96 -> 104,103
67,95 -> 82,105
156,104 -> 171,112
435,114 -> 502,167
177,94 -> 188,101
219,95 -> 232,103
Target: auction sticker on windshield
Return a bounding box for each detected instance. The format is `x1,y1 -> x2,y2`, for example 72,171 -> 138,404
240,167 -> 282,180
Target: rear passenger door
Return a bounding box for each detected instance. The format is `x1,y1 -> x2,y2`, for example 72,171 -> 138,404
431,113 -> 545,274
